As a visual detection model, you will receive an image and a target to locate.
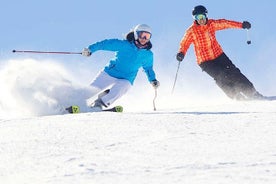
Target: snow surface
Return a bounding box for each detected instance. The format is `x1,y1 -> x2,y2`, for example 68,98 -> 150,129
1,59 -> 276,184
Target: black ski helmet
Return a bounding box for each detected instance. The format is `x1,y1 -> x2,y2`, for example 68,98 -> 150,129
192,5 -> 208,16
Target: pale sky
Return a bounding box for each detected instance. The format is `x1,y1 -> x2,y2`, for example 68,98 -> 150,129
1,1 -> 275,54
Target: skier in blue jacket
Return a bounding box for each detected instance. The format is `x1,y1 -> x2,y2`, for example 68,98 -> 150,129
78,24 -> 159,112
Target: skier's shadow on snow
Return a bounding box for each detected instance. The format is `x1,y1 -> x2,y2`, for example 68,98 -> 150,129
170,111 -> 248,115
144,111 -> 256,115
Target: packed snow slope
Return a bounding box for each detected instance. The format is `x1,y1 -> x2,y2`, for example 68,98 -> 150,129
0,59 -> 276,184
1,103 -> 276,184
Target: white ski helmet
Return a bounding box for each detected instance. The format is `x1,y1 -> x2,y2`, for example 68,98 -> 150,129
133,24 -> 152,40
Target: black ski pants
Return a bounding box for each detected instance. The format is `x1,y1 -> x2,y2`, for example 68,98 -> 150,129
199,53 -> 257,100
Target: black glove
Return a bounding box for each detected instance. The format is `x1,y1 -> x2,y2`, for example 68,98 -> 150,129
176,52 -> 184,62
242,21 -> 251,29
151,79 -> 160,89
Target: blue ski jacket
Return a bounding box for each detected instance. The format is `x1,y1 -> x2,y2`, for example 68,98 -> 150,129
88,39 -> 156,85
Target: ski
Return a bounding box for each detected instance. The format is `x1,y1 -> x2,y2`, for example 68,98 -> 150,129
65,105 -> 123,114
66,105 -> 80,114
103,105 -> 123,112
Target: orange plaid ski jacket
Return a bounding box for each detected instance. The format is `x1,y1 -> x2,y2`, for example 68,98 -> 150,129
178,19 -> 243,64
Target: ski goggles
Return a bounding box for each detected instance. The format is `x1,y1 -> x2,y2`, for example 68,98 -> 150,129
137,31 -> 152,40
194,14 -> 207,20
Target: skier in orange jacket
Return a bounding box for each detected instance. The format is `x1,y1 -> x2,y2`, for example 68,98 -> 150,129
176,5 -> 265,100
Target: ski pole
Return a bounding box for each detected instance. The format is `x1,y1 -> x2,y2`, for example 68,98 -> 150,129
12,50 -> 82,55
171,61 -> 181,94
246,30 -> 251,45
153,88 -> 157,111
